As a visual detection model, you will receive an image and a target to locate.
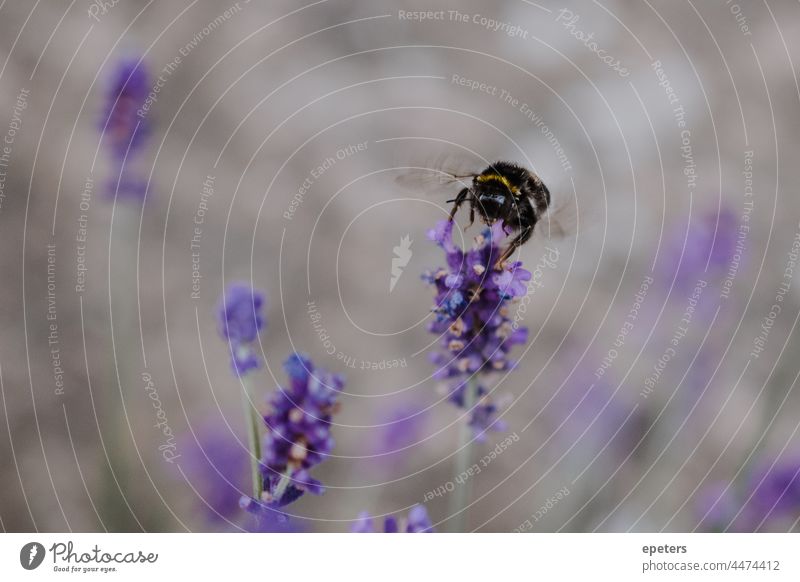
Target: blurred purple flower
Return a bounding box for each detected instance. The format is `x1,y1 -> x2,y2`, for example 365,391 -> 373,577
424,219 -> 529,435
100,57 -> 150,159
661,206 -> 738,293
180,427 -> 248,526
100,57 -> 151,201
216,283 -> 266,376
741,458 -> 800,530
181,426 -> 301,532
351,504 -> 433,533
258,353 -> 343,506
696,457 -> 800,532
550,355 -> 643,461
238,497 -> 302,533
374,404 -> 428,457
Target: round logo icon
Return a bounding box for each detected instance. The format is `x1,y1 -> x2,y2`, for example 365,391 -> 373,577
20,542 -> 46,570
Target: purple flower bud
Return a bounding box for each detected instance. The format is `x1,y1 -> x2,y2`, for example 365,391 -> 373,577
351,511 -> 376,533
449,381 -> 508,441
383,516 -> 399,533
238,496 -> 301,532
427,220 -> 457,253
493,261 -> 532,298
351,505 -> 433,533
406,504 -> 434,532
216,283 -> 266,376
100,57 -> 150,159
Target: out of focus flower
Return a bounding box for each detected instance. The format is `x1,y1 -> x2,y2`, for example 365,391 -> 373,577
373,404 -> 428,458
351,504 -> 433,533
181,427 -> 248,526
238,497 -> 302,533
550,348 -> 644,461
661,206 -> 738,294
216,283 -> 266,376
257,353 -> 343,506
100,57 -> 152,201
741,458 -> 800,530
180,425 -> 303,532
424,219 -> 529,435
696,457 -> 800,532
100,57 -> 150,158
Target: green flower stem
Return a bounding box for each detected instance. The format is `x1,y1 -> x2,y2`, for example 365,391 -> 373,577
450,377 -> 478,533
272,470 -> 293,503
101,204 -> 161,530
240,375 -> 263,500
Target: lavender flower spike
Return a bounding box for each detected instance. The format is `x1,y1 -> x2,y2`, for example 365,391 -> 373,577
101,57 -> 151,159
351,504 -> 433,533
258,353 -> 344,506
216,283 -> 266,376
424,219 -> 530,435
100,56 -> 152,201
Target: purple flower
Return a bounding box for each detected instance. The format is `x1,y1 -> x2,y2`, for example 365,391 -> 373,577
549,348 -> 644,461
427,219 -> 457,254
100,57 -> 150,159
180,427 -> 248,527
100,57 -> 152,202
216,284 -> 266,376
661,206 -> 738,293
238,497 -> 302,533
351,505 -> 433,533
740,458 -> 800,530
180,426 -> 302,532
493,261 -> 532,298
448,381 -> 508,442
259,353 -> 343,506
424,220 -> 530,434
750,462 -> 800,513
373,404 -> 428,458
695,458 -> 800,532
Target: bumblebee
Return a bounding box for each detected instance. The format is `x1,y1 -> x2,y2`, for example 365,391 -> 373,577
398,159 -> 552,268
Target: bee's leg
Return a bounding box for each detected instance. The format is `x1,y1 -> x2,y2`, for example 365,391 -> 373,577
447,188 -> 470,222
494,225 -> 533,270
468,204 -> 475,227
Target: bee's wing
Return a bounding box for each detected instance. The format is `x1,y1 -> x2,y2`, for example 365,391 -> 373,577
394,153 -> 479,194
535,196 -> 581,241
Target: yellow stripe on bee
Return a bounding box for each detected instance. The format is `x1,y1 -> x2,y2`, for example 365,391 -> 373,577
476,173 -> 520,195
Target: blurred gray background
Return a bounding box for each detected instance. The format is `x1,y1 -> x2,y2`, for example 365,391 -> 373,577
2,0 -> 800,532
